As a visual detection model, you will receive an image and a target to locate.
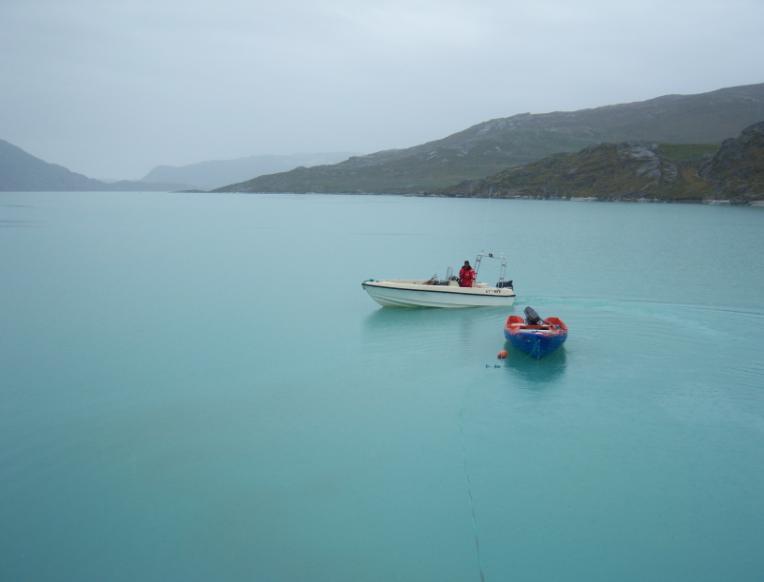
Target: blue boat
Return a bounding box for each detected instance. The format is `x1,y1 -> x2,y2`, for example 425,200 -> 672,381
504,307 -> 568,359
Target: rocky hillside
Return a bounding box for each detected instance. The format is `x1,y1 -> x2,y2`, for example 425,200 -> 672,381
442,122 -> 764,203
442,143 -> 715,201
701,121 -> 764,200
216,82 -> 764,194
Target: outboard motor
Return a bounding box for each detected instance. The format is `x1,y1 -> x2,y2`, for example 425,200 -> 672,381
524,306 -> 542,325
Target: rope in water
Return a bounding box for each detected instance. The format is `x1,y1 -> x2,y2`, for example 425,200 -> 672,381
459,403 -> 486,582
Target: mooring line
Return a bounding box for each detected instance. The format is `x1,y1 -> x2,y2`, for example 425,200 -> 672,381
459,404 -> 486,582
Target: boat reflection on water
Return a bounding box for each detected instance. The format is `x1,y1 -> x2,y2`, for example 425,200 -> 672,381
504,344 -> 568,385
362,305 -> 466,331
362,306 -> 505,354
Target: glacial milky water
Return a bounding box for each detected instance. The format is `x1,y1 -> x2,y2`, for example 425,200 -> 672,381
1,192 -> 764,582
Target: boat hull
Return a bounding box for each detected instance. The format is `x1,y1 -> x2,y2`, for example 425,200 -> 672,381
504,316 -> 568,358
362,280 -> 516,308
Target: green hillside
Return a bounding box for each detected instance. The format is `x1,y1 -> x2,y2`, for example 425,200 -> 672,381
216,82 -> 764,194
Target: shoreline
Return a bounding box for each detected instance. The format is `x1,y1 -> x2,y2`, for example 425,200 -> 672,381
3,189 -> 763,207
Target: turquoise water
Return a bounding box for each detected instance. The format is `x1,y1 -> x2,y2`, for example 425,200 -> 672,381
2,192 -> 763,581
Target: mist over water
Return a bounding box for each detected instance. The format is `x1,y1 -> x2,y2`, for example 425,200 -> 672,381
2,192 -> 763,581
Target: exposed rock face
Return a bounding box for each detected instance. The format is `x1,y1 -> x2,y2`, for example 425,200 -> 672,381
625,143 -> 661,179
701,121 -> 764,199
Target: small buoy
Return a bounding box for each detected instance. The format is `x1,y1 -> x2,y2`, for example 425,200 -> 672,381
497,350 -> 508,359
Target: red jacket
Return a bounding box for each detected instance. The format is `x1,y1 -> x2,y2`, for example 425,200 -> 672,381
459,266 -> 476,287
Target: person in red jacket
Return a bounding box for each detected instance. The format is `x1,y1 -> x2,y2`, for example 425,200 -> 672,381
458,260 -> 476,287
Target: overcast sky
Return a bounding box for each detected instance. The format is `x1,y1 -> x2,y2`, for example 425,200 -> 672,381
1,0 -> 762,178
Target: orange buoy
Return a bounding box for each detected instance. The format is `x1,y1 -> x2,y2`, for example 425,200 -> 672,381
497,350 -> 508,359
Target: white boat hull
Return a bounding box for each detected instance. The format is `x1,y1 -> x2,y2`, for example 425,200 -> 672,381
362,280 -> 516,308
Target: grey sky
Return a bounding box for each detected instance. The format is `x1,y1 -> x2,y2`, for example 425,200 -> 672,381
1,0 -> 762,178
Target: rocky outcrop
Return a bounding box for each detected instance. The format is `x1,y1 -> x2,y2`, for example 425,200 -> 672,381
701,121 -> 764,199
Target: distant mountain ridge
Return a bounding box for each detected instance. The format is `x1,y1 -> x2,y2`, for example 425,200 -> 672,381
0,139 -> 188,192
441,121 -> 764,203
142,152 -> 356,190
0,139 -> 102,191
216,82 -> 764,194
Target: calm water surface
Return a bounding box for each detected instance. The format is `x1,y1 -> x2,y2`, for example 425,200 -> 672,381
2,192 -> 763,581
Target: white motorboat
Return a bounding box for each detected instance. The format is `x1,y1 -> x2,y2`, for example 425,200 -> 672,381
362,252 -> 516,308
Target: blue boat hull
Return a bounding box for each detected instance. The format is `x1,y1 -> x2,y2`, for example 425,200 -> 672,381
504,329 -> 567,359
